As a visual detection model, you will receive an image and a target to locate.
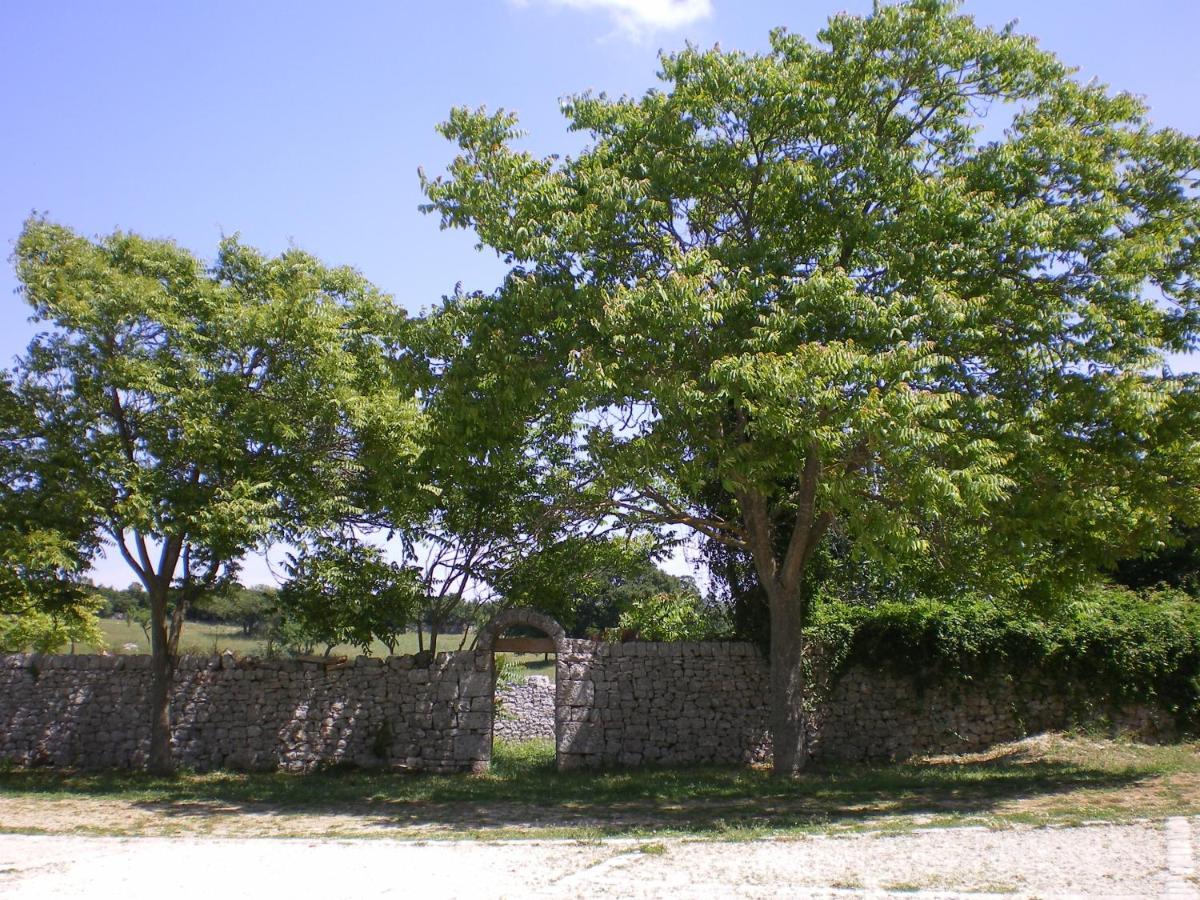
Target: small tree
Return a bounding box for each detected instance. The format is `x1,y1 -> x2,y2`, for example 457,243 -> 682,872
275,537 -> 421,655
191,584 -> 276,636
12,219 -> 422,772
422,1 -> 1200,773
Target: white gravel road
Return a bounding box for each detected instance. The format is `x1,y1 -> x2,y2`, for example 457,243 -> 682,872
0,818 -> 1196,899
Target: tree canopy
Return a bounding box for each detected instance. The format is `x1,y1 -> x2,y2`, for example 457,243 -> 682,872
421,0 -> 1200,773
0,372 -> 102,651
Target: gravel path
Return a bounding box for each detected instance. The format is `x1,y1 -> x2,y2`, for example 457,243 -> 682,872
0,819 -> 1196,899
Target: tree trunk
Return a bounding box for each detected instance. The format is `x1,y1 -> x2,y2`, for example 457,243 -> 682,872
146,585 -> 175,775
767,581 -> 807,776
738,485 -> 824,777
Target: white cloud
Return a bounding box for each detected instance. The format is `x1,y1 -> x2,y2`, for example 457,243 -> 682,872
516,0 -> 714,38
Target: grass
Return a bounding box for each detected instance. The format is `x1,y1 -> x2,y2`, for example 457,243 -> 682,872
89,618 -> 455,658
0,734 -> 1195,841
80,618 -> 554,679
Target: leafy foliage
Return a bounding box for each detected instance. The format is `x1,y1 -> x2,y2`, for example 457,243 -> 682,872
807,585 -> 1200,727
0,597 -> 104,653
615,589 -> 725,642
0,372 -> 102,651
493,653 -> 524,689
12,217 -> 422,617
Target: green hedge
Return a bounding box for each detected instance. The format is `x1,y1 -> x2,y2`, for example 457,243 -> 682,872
805,585 -> 1200,728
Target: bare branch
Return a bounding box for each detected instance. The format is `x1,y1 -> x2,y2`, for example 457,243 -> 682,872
107,527 -> 147,585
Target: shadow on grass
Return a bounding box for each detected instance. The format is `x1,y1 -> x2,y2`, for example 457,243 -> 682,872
1,737 -> 1193,836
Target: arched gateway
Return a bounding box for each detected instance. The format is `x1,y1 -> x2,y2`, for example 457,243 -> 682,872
477,608 -> 566,769
476,609 -> 774,771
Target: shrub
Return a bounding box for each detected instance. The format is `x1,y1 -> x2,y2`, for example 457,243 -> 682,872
614,591 -> 726,642
494,653 -> 523,687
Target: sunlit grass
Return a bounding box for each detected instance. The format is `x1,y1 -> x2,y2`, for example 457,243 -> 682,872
1,735 -> 1195,840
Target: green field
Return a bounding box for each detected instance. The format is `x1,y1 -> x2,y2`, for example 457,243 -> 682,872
76,618 -> 555,678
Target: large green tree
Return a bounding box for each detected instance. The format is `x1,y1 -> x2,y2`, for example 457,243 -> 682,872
12,219 -> 421,772
421,0 -> 1200,773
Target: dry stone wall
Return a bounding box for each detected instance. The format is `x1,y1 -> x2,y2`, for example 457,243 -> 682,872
0,634 -> 1182,773
551,639 -> 1178,769
0,650 -> 493,773
810,666 -> 1177,762
555,639 -> 770,769
494,675 -> 555,742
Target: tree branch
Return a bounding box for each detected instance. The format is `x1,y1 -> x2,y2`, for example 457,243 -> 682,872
609,490 -> 749,550
107,527 -> 147,585
735,487 -> 780,599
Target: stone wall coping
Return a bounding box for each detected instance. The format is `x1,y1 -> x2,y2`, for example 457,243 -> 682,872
0,650 -> 486,673
1,640 -> 758,669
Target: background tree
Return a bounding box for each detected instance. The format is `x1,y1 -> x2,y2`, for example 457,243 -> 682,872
11,219 -> 422,772
274,537 -> 420,655
190,583 -> 276,636
421,0 -> 1200,773
510,537 -> 660,633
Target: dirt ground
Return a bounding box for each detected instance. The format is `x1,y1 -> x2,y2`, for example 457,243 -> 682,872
1,818 -> 1197,899
2,737 -> 1198,896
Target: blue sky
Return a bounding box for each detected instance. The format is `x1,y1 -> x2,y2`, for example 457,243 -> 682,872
2,0 -> 1198,587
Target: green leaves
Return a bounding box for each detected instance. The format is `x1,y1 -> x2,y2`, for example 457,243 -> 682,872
421,0 -> 1200,611
808,585 -> 1200,725
0,370 -> 102,650
615,588 -> 723,642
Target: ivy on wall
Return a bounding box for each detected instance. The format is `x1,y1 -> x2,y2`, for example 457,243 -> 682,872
805,586 -> 1200,728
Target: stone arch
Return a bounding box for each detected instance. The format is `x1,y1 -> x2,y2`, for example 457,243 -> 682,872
477,608 -> 565,652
